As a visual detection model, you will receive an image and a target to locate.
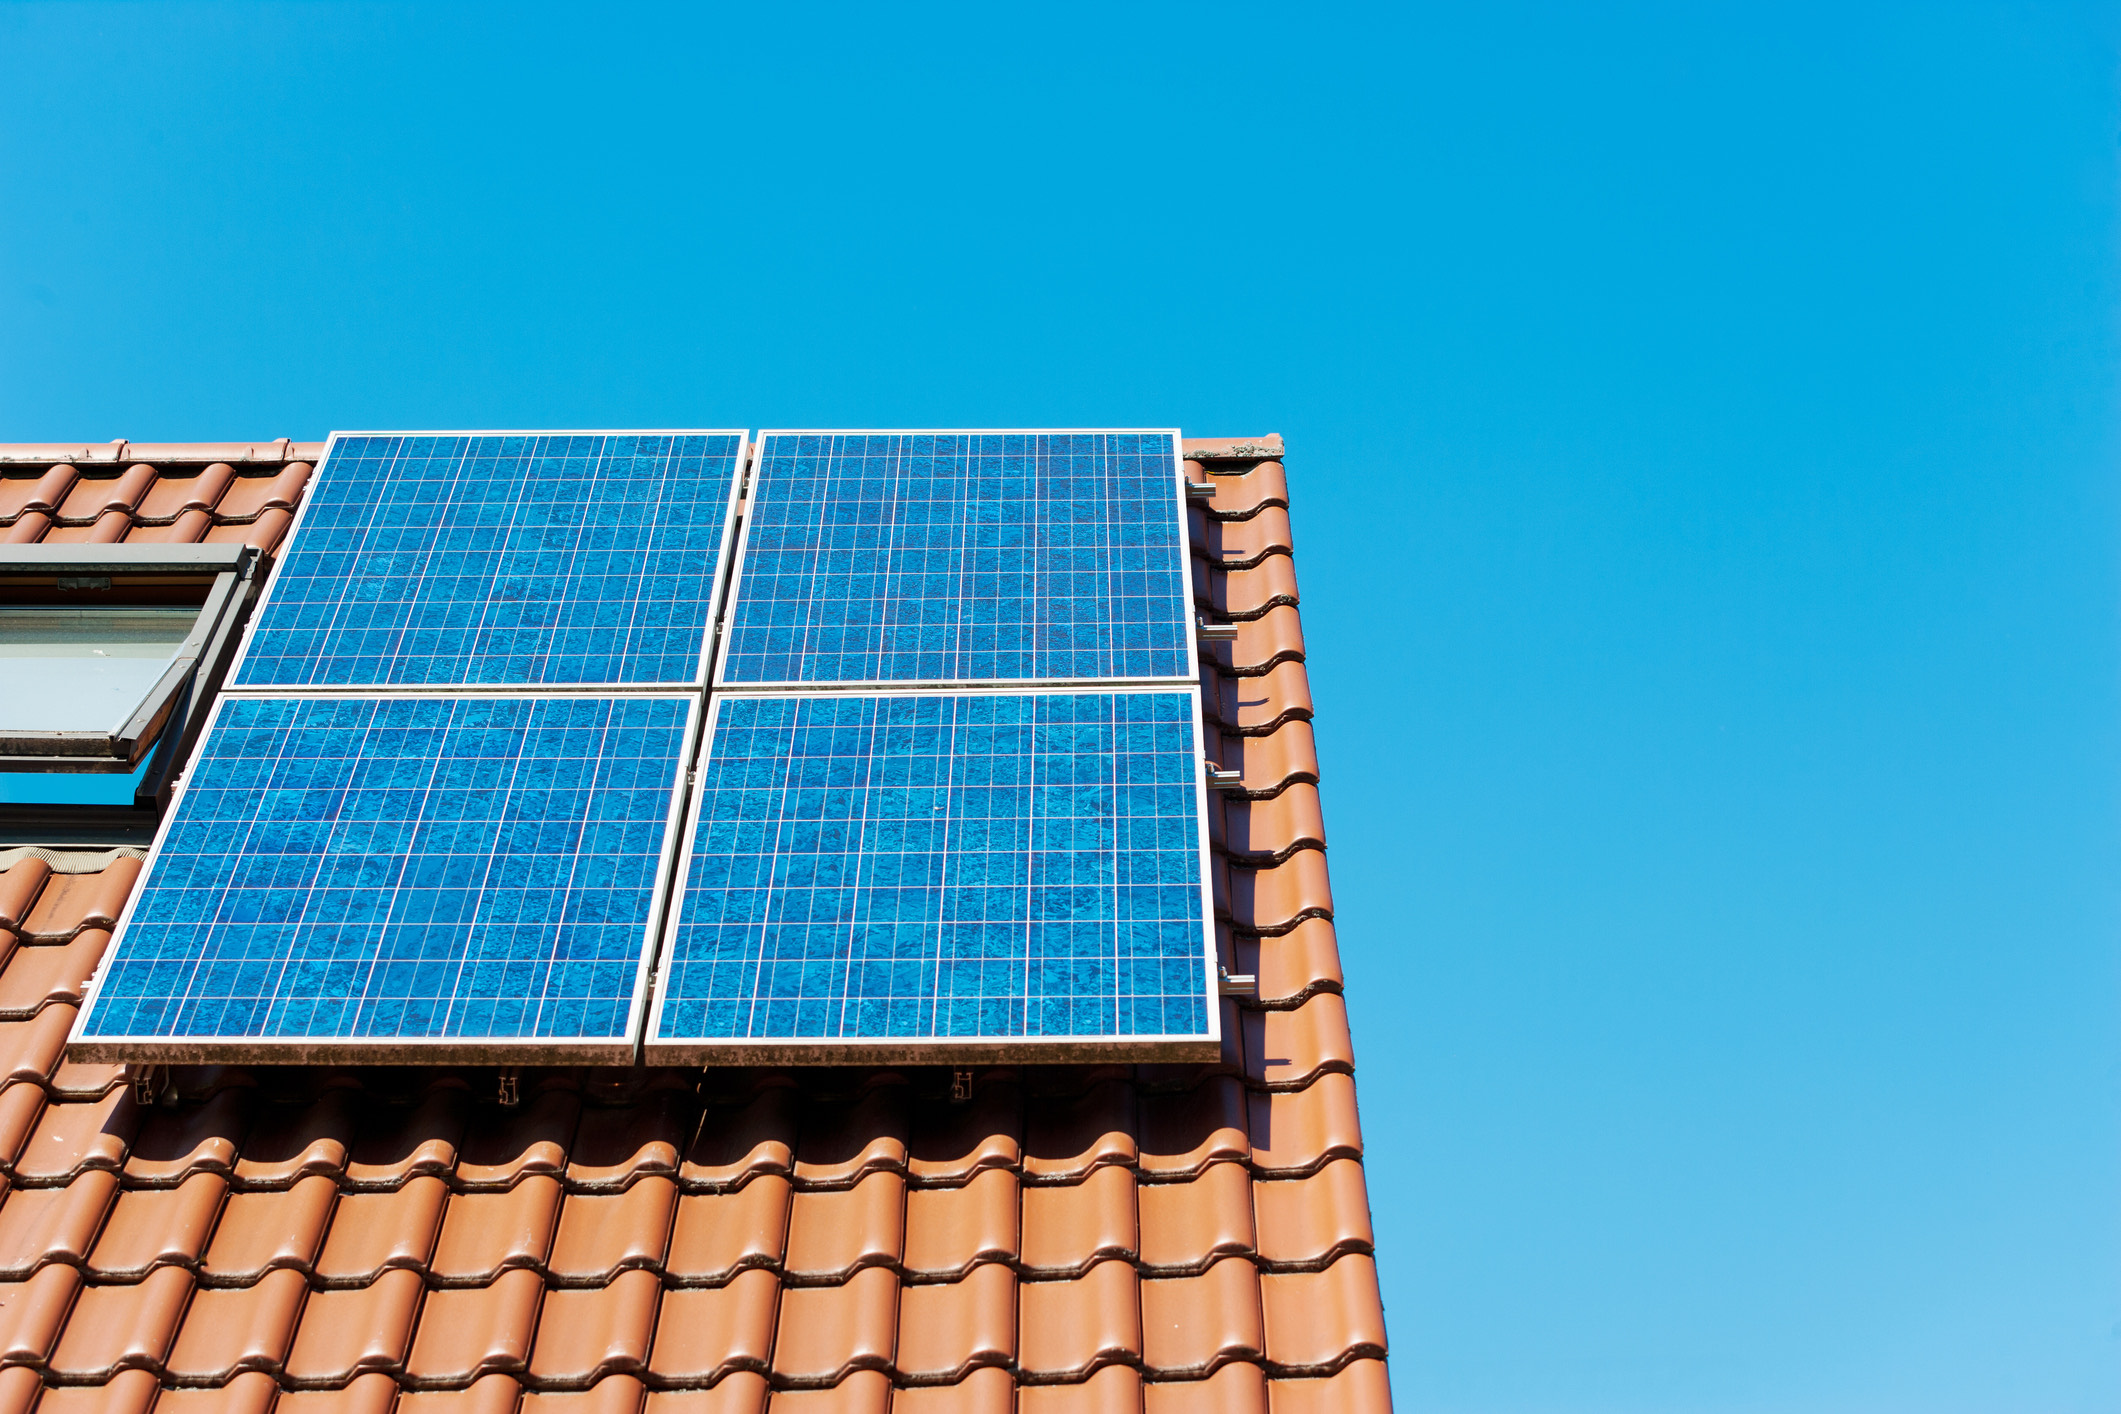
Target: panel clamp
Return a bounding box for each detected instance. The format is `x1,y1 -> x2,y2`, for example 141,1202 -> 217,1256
1197,619 -> 1239,644
1185,481 -> 1217,501
1218,968 -> 1259,1001
1206,765 -> 1245,792
498,1069 -> 521,1107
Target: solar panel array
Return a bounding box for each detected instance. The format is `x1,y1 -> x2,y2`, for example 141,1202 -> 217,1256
720,431 -> 1193,686
234,433 -> 740,689
75,427 -> 1217,1064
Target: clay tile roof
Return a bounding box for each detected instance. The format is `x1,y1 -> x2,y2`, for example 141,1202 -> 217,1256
0,435 -> 1391,1410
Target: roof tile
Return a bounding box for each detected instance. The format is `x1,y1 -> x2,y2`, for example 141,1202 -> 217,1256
344,1087 -> 467,1187
84,1170 -> 226,1278
162,1267 -> 308,1379
0,1261 -> 82,1364
1137,1077 -> 1249,1181
895,1260 -> 1015,1381
313,1175 -> 447,1284
281,1268 -> 424,1382
1256,1256 -> 1387,1375
398,1372 -> 522,1413
1141,1257 -> 1264,1376
793,1087 -> 909,1188
0,1087 -> 42,1175
907,1079 -> 1021,1182
1020,1165 -> 1137,1276
1146,1362 -> 1268,1414
0,466 -> 80,523
0,1005 -> 73,1087
53,465 -> 156,525
34,1368 -> 158,1414
134,463 -> 236,523
1246,1075 -> 1363,1178
681,1090 -> 798,1192
642,1372 -> 769,1413
0,1169 -> 117,1278
522,1373 -> 647,1413
456,1089 -> 579,1189
892,1365 -> 1015,1414
201,1173 -> 339,1283
766,1369 -> 892,1414
234,1089 -> 359,1186
1018,1259 -> 1140,1379
276,1370 -> 400,1413
123,1087 -> 249,1185
1018,1362 -> 1142,1414
44,1263 -> 191,1377
769,1265 -> 898,1384
1234,918 -> 1344,1009
1253,1161 -> 1373,1270
784,1170 -> 904,1280
548,1177 -> 676,1282
1240,995 -> 1354,1091
1023,1080 -> 1136,1180
156,1368 -> 282,1414
646,1268 -> 779,1383
18,861 -> 139,943
664,1176 -> 790,1285
8,1090 -> 135,1182
0,862 -> 50,938
0,930 -> 109,1018
903,1165 -> 1018,1278
1207,661 -> 1313,738
528,1268 -> 660,1386
1263,1357 -> 1390,1414
567,1093 -> 686,1189
430,1174 -> 563,1282
1138,1162 -> 1256,1275
404,1266 -> 544,1383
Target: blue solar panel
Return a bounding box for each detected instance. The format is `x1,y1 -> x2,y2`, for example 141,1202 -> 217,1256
233,432 -> 742,689
718,431 -> 1193,686
75,693 -> 692,1058
648,688 -> 1213,1056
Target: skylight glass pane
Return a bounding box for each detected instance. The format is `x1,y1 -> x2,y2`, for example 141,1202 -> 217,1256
0,606 -> 192,735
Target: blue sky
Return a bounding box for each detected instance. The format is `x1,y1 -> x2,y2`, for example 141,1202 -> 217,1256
4,2 -> 2117,1409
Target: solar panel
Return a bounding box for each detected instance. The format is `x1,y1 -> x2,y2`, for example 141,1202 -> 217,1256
72,692 -> 695,1063
232,432 -> 743,689
645,687 -> 1216,1063
718,431 -> 1194,688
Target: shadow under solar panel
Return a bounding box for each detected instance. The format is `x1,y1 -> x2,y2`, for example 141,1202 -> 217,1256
72,692 -> 697,1063
646,686 -> 1219,1064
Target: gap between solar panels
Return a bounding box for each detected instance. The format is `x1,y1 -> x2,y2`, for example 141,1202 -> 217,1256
70,429 -> 1223,1066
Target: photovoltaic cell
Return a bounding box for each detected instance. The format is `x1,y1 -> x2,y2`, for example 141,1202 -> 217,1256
651,689 -> 1210,1052
76,694 -> 691,1055
234,432 -> 741,689
719,431 -> 1192,686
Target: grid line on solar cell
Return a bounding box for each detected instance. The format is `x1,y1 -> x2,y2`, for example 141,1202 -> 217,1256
720,432 -> 1191,685
79,694 -> 691,1046
655,689 -> 1209,1045
234,432 -> 741,688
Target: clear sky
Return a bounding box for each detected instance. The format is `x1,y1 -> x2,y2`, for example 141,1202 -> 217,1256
4,3 -> 2117,1409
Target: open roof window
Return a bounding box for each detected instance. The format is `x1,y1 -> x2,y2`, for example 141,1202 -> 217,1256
0,544 -> 259,844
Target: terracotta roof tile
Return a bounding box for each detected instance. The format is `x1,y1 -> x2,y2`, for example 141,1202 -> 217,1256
664,1177 -> 789,1284
647,1268 -> 779,1383
1138,1162 -> 1256,1275
430,1175 -> 563,1283
0,433 -> 1390,1410
404,1267 -> 544,1383
892,1365 -> 1015,1414
201,1174 -> 339,1283
0,1262 -> 82,1365
0,1169 -> 116,1278
783,1170 -> 904,1280
8,1089 -> 135,1182
84,1170 -> 227,1278
548,1178 -> 676,1283
399,1372 -> 523,1412
1019,1259 -> 1140,1379
1256,1257 -> 1388,1376
527,1269 -> 659,1386
0,931 -> 109,1018
902,1166 -> 1018,1278
1018,1362 -> 1141,1414
768,1265 -> 898,1384
313,1175 -> 448,1284
44,1264 -> 192,1377
157,1369 -> 282,1413
35,1367 -> 159,1414
281,1268 -> 424,1383
766,1369 -> 892,1414
895,1261 -> 1015,1382
1020,1165 -> 1137,1277
162,1267 -> 308,1379
643,1372 -> 768,1413
1141,1258 -> 1264,1377
1147,1362 -> 1269,1414
1253,1161 -> 1373,1271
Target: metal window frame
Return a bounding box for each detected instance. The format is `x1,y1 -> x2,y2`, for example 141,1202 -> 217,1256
0,543 -> 260,845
